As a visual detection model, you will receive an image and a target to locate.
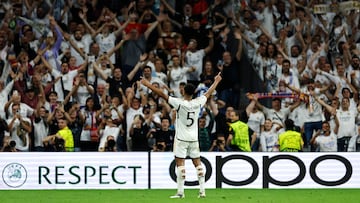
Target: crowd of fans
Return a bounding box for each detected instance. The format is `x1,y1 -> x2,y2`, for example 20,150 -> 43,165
0,0 -> 359,152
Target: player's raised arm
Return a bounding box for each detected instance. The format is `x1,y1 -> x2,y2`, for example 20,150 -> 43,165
140,78 -> 169,101
204,72 -> 222,99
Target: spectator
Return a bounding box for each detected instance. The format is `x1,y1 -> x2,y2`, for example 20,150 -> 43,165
123,83 -> 147,151
72,72 -> 95,107
66,102 -> 84,152
149,116 -> 174,152
286,79 -> 329,151
198,111 -> 214,152
209,133 -> 231,152
167,55 -> 195,97
314,94 -> 359,152
310,120 -> 339,152
13,74 -> 49,110
216,29 -> 243,109
5,90 -> 34,119
251,94 -> 300,131
32,101 -> 49,152
41,53 -> 86,102
98,117 -> 120,152
130,114 -> 150,151
200,60 -> 216,88
183,31 -> 214,86
5,103 -> 32,152
39,16 -> 63,72
245,98 -> 265,151
260,119 -> 279,152
92,53 -> 145,98
121,12 -> 166,80
79,96 -> 99,151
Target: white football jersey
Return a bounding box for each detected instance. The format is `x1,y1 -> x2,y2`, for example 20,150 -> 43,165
168,95 -> 207,142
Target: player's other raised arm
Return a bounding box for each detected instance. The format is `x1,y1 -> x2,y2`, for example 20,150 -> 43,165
140,78 -> 169,101
204,72 -> 222,99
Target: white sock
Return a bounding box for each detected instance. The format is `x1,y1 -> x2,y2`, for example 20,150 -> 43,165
196,165 -> 205,193
177,166 -> 185,195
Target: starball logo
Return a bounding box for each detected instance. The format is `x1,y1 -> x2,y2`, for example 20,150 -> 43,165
2,163 -> 27,188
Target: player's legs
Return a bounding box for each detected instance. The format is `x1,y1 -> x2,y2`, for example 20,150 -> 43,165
192,158 -> 206,198
175,157 -> 186,196
190,141 -> 205,198
171,139 -> 187,198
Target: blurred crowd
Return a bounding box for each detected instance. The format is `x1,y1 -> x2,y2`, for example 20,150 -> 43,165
0,0 -> 360,152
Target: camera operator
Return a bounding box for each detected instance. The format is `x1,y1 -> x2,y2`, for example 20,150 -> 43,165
42,135 -> 66,152
104,135 -> 117,152
1,140 -> 17,152
6,103 -> 32,152
98,117 -> 120,152
209,134 -> 230,152
153,141 -> 166,152
148,117 -> 174,152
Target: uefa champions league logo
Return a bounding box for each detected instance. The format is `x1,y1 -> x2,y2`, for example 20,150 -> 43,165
2,163 -> 27,188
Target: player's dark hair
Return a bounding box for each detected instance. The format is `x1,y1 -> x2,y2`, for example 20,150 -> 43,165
184,83 -> 196,96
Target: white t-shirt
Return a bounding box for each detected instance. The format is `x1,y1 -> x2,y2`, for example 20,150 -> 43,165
314,133 -> 338,152
95,33 -> 116,64
155,71 -> 168,85
76,85 -> 93,107
7,103 -> 34,119
51,69 -> 79,101
244,29 -> 261,60
184,49 -> 205,81
255,7 -> 275,37
260,129 -> 279,152
252,53 -> 266,81
301,88 -> 323,122
168,95 -> 207,142
98,125 -> 121,150
263,107 -> 290,128
336,109 -> 358,139
168,66 -> 189,96
247,111 -> 265,138
6,117 -> 31,151
69,39 -> 85,66
125,107 -> 144,142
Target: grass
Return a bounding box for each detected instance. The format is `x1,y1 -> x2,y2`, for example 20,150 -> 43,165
1,189 -> 360,203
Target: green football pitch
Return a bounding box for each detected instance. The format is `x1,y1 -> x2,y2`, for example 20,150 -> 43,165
0,189 -> 359,203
